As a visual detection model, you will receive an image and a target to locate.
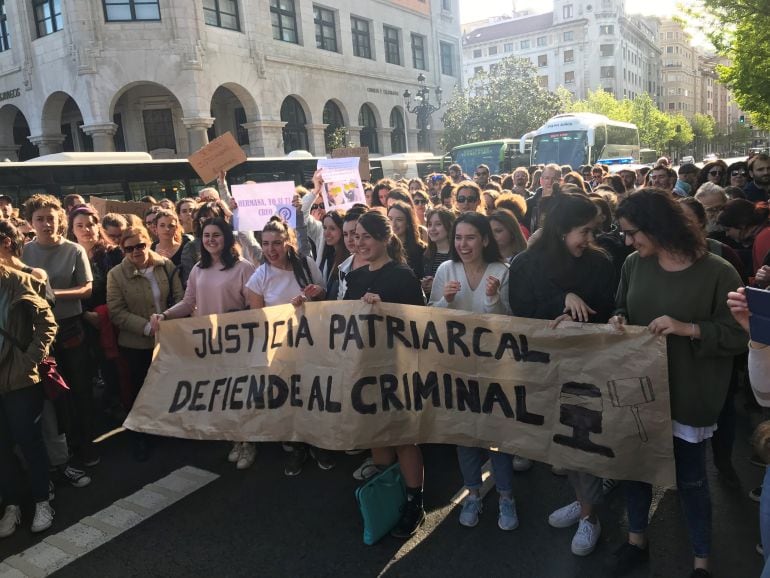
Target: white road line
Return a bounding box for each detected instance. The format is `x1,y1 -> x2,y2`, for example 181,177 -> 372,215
0,466 -> 219,578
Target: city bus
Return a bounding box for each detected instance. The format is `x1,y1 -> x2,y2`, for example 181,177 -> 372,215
0,152 -> 324,205
450,138 -> 531,176
522,113 -> 640,168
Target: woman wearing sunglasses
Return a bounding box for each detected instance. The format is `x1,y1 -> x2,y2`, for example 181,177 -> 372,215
106,226 -> 184,460
453,181 -> 483,214
726,161 -> 749,190
696,161 -> 728,189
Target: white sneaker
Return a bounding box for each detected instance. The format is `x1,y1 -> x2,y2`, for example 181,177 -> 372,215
0,505 -> 20,538
227,442 -> 241,463
498,496 -> 519,531
31,502 -> 54,534
548,500 -> 581,528
512,455 -> 533,472
571,517 -> 601,556
236,443 -> 256,470
459,495 -> 483,527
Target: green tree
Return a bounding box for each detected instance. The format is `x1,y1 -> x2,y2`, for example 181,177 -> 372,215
629,94 -> 674,152
690,113 -> 716,158
568,89 -> 631,121
685,1 -> 770,126
440,57 -> 561,150
325,126 -> 348,153
667,113 -> 694,159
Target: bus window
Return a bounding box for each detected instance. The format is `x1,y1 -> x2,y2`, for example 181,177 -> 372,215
532,132 -> 588,169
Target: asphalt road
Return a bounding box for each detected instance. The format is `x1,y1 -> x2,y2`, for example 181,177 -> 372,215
0,394 -> 766,578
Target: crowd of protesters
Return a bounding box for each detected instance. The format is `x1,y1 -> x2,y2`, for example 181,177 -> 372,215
2,151 -> 770,578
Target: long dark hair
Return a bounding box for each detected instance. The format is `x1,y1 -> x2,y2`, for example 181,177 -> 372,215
66,203 -> 113,261
616,188 -> 706,261
357,211 -> 405,264
0,218 -> 25,257
320,210 -> 349,280
530,193 -> 602,264
449,212 -> 503,263
199,218 -> 237,270
488,209 -> 527,257
193,202 -> 225,238
424,206 -> 456,261
262,217 -> 313,288
388,201 -> 426,252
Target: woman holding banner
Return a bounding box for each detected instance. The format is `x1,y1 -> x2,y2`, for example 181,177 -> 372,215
337,206 -> 368,302
509,193 -> 616,557
428,212 -> 519,532
150,218 -> 255,469
607,189 -> 746,578
343,211 -> 426,539
244,217 -> 334,476
106,226 -> 184,461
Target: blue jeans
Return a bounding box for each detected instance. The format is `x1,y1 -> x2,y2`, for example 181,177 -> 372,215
456,446 -> 514,494
0,384 -> 50,503
626,437 -> 710,558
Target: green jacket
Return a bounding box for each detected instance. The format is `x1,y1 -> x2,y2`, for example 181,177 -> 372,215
0,267 -> 57,395
106,254 -> 184,350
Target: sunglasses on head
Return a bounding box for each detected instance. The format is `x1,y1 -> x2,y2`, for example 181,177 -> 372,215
311,203 -> 325,211
457,195 -> 479,204
123,242 -> 147,253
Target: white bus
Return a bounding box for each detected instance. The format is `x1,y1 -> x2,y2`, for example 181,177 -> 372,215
521,113 -> 640,168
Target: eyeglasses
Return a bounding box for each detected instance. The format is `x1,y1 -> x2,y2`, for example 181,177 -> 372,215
414,199 -> 428,206
619,229 -> 640,240
456,195 -> 479,204
731,170 -> 747,177
708,170 -> 723,177
311,203 -> 325,211
123,242 -> 147,253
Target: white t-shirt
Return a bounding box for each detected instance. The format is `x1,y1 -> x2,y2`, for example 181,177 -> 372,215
428,260 -> 511,315
245,256 -> 324,307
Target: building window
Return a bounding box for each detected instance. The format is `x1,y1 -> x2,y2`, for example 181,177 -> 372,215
473,66 -> 483,75
668,102 -> 675,110
538,54 -> 547,67
390,108 -> 406,154
504,42 -> 513,53
203,0 -> 239,30
563,31 -> 573,42
384,25 -> 400,65
103,0 -> 160,21
489,63 -> 498,74
440,41 -> 455,76
113,113 -> 126,152
599,25 -> 614,35
234,107 -> 249,146
564,49 -> 574,63
0,0 -> 9,51
358,104 -> 379,154
536,36 -> 547,47
442,0 -> 451,11
600,44 -> 614,57
565,71 -> 575,84
351,16 -> 371,59
33,0 -> 63,37
313,5 -> 337,51
323,100 -> 344,153
537,75 -> 548,88
600,66 -> 615,78
271,0 -> 298,43
411,33 -> 426,70
520,39 -> 530,49
281,96 -> 309,153
562,4 -> 573,18
143,109 -> 176,151
488,45 -> 498,56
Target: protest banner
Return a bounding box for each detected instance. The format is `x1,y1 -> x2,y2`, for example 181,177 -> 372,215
317,157 -> 367,211
231,181 -> 296,232
331,146 -> 370,181
125,302 -> 675,487
188,132 -> 247,184
90,197 -> 151,219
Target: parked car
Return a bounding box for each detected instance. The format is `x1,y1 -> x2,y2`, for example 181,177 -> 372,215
703,153 -> 719,163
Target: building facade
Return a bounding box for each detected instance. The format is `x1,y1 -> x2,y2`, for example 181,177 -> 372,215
461,0 -> 661,104
657,19 -> 699,119
0,0 -> 462,160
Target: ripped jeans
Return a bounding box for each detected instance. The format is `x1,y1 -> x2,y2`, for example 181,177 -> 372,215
625,437 -> 710,558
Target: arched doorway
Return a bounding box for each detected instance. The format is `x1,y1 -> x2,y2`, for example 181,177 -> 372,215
280,96 -> 309,153
390,107 -> 406,154
0,106 -> 38,160
358,104 -> 379,154
209,84 -> 259,151
323,100 -> 345,153
41,92 -> 91,153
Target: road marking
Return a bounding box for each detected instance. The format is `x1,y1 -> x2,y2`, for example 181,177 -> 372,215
0,466 -> 219,578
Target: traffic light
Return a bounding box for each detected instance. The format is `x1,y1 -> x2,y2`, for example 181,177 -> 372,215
740,115 -> 745,124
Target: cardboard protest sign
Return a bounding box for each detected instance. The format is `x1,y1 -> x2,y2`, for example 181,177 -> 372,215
188,132 -> 247,184
332,146 -> 370,181
125,302 -> 675,487
231,182 -> 296,232
90,197 -> 152,219
317,157 -> 366,211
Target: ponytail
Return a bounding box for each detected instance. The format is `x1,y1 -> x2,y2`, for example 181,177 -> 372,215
386,235 -> 406,264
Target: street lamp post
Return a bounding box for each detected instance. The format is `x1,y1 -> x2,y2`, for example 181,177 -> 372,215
403,73 -> 443,153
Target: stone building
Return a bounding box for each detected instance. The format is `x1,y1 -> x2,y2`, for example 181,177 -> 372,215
0,0 -> 462,160
461,0 -> 661,104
